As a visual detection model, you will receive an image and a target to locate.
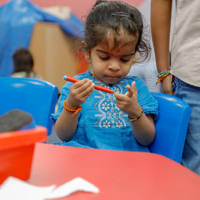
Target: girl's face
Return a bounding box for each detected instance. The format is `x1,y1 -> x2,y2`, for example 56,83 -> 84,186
89,32 -> 138,85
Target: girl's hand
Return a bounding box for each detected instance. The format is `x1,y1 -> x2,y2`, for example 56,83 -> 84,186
114,81 -> 141,117
65,79 -> 95,109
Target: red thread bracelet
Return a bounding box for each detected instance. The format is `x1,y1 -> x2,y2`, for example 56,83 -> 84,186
63,100 -> 82,117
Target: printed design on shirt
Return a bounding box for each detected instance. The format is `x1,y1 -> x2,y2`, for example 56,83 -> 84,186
94,83 -> 129,128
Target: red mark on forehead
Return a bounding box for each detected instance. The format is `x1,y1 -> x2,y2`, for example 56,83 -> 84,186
117,49 -> 120,53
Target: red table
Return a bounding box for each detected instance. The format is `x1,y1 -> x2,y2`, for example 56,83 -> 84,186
29,143 -> 200,200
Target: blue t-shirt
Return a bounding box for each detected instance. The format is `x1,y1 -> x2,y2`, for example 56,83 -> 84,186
51,71 -> 159,152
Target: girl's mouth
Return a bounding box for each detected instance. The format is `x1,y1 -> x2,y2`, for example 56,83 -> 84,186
105,76 -> 120,79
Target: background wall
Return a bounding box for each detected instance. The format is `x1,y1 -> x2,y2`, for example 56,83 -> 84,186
0,0 -> 146,20
0,0 -> 175,61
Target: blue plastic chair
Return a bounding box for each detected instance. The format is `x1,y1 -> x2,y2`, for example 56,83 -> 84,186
0,77 -> 59,135
149,93 -> 192,163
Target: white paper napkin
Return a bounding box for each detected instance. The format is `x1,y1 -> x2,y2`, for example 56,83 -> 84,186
46,177 -> 99,199
0,177 -> 56,200
0,176 -> 99,200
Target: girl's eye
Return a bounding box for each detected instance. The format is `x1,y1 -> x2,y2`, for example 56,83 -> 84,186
99,56 -> 109,60
120,58 -> 130,62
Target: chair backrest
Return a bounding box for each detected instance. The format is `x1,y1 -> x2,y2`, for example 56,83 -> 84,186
0,77 -> 59,135
149,92 -> 192,163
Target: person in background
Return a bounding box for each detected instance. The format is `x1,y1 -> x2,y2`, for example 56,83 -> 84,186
128,60 -> 162,93
11,48 -> 42,79
151,0 -> 200,175
51,0 -> 159,152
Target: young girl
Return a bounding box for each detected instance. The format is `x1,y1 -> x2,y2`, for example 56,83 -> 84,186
51,0 -> 159,152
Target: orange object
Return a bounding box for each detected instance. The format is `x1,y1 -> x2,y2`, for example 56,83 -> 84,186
0,126 -> 47,184
63,75 -> 114,94
63,100 -> 82,117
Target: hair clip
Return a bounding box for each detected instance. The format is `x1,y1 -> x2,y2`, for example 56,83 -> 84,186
111,12 -> 131,19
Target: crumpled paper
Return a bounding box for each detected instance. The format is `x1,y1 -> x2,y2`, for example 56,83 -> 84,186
0,176 -> 99,200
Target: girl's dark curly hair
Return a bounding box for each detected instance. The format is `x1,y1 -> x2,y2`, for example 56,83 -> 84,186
74,0 -> 151,62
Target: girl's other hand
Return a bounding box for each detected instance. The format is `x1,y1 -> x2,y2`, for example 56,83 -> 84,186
114,81 -> 141,117
65,79 -> 95,109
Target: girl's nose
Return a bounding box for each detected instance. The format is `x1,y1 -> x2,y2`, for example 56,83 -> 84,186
108,61 -> 120,71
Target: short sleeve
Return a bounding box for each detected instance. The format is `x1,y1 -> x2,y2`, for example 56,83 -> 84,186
135,77 -> 159,121
51,81 -> 73,123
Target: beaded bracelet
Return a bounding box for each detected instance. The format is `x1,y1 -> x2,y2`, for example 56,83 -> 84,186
128,108 -> 144,122
156,68 -> 171,85
63,100 -> 82,117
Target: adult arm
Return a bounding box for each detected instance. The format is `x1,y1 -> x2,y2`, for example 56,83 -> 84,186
151,0 -> 173,95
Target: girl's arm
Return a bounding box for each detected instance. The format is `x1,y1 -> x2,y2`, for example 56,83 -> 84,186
55,79 -> 94,141
114,81 -> 155,146
129,111 -> 155,146
151,0 -> 173,95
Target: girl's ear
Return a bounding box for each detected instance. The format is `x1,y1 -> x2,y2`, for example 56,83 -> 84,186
133,54 -> 138,63
81,40 -> 86,48
81,41 -> 90,60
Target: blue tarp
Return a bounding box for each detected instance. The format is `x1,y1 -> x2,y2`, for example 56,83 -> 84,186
0,0 -> 84,77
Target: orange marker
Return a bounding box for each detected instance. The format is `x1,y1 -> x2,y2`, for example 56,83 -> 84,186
63,75 -> 114,94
